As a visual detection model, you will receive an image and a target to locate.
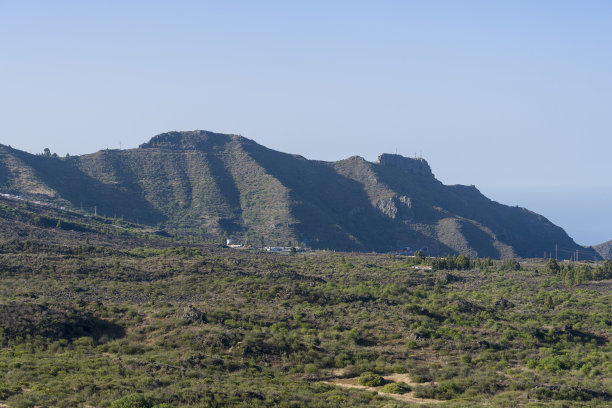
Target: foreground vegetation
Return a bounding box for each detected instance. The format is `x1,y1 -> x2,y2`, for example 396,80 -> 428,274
0,237 -> 610,407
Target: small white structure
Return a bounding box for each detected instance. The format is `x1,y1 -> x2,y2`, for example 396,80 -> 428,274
264,246 -> 309,253
265,246 -> 294,252
226,238 -> 244,249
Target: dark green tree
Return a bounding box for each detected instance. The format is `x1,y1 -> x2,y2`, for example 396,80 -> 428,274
546,258 -> 561,274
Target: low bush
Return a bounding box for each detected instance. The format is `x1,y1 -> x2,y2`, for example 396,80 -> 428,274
110,393 -> 153,408
0,384 -> 20,399
529,386 -> 594,402
380,382 -> 411,394
358,372 -> 385,387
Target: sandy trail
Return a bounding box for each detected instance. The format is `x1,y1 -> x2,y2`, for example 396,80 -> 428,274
324,373 -> 445,405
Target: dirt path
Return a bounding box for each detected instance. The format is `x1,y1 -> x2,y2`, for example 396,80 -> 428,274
323,373 -> 444,405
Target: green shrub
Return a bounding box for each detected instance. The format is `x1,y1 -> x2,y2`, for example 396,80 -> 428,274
380,382 -> 411,394
546,259 -> 561,274
413,385 -> 436,399
110,394 -> 153,408
530,386 -> 593,401
435,380 -> 464,400
501,259 -> 521,271
358,371 -> 385,387
410,371 -> 432,383
405,339 -> 418,350
0,384 -> 21,399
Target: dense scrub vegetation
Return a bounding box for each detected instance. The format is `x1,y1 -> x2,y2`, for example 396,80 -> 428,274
0,237 -> 610,407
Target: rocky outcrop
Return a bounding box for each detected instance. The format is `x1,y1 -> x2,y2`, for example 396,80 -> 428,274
377,154 -> 433,177
594,240 -> 612,259
179,305 -> 206,324
375,195 -> 414,220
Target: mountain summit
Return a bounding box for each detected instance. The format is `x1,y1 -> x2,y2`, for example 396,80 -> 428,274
0,130 -> 600,259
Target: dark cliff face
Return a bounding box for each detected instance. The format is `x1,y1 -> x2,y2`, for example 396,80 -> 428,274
0,131 -> 600,259
377,154 -> 434,177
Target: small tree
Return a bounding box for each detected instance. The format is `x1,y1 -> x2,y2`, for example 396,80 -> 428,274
544,294 -> 555,309
433,276 -> 443,293
455,254 -> 471,270
501,258 -> 521,271
546,258 -> 561,274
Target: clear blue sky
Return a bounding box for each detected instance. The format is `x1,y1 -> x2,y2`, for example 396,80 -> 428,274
1,1 -> 611,244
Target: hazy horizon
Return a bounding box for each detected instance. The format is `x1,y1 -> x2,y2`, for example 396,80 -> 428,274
480,186 -> 612,247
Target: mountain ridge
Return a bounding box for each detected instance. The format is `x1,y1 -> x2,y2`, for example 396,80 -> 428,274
594,240 -> 612,259
0,130 -> 601,259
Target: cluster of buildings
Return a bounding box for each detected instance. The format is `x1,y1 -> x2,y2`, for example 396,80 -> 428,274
264,246 -> 309,253
225,239 -> 310,253
1,192 -> 66,210
225,239 -> 244,249
1,193 -> 23,200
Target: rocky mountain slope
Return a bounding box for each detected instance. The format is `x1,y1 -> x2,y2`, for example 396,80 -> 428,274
0,130 -> 600,259
594,240 -> 612,259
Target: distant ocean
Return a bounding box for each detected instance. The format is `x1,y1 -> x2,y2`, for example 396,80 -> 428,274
480,186 -> 612,247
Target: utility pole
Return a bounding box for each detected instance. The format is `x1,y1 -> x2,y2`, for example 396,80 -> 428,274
555,244 -> 558,260
94,205 -> 97,217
